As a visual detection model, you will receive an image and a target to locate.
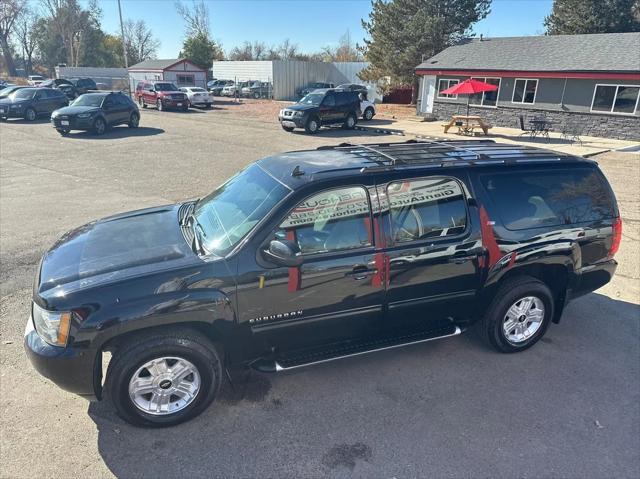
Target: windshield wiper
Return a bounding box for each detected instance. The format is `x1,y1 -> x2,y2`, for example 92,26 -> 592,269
187,214 -> 208,255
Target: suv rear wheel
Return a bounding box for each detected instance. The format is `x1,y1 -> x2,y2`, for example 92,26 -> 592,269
93,117 -> 106,135
363,107 -> 374,121
305,116 -> 320,134
105,329 -> 222,427
128,112 -> 140,128
138,96 -> 146,108
343,112 -> 357,129
480,276 -> 554,353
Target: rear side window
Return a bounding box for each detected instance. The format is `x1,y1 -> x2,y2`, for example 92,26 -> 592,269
480,168 -> 615,230
386,177 -> 468,243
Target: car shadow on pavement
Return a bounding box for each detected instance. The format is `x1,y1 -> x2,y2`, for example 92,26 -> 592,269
87,292 -> 640,478
62,126 -> 165,140
1,117 -> 52,125
290,127 -> 404,139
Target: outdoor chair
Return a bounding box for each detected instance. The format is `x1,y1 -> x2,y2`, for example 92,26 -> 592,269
561,122 -> 584,146
518,115 -> 536,138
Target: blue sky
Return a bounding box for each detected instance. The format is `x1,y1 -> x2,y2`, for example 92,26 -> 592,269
96,0 -> 554,58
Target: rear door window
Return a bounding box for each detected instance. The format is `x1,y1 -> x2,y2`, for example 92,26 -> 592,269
480,168 -> 615,230
386,177 -> 468,243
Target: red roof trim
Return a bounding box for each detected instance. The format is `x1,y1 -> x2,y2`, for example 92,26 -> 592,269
415,69 -> 640,80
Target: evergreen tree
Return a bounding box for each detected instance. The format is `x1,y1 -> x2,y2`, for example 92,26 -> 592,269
545,0 -> 640,34
360,0 -> 491,94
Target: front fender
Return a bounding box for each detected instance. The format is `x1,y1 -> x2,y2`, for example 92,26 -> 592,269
75,290 -> 236,352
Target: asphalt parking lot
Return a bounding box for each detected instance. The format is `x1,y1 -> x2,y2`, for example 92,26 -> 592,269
1,107 -> 639,478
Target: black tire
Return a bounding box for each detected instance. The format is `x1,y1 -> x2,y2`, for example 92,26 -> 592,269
253,92 -> 260,99
156,99 -> 163,111
480,276 -> 554,353
25,108 -> 37,122
182,104 -> 189,112
93,117 -> 106,135
343,112 -> 357,129
138,96 -> 146,109
57,128 -> 69,136
305,116 -> 320,134
128,112 -> 139,128
281,125 -> 295,132
104,328 -> 222,428
363,107 -> 374,121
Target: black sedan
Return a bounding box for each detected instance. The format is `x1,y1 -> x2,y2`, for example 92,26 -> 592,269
0,87 -> 68,121
51,91 -> 139,136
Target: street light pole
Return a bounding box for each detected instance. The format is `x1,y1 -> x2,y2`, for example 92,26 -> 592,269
117,0 -> 128,69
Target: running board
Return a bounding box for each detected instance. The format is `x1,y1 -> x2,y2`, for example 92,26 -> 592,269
252,325 -> 462,373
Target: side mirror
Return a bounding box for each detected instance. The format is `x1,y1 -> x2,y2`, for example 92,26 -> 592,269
262,239 -> 303,267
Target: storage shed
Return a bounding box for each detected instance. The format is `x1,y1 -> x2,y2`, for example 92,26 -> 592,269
128,59 -> 207,91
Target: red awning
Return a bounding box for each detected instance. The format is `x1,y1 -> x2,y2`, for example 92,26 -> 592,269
440,78 -> 498,95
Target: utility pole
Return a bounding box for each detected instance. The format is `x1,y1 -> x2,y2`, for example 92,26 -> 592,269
117,0 -> 128,69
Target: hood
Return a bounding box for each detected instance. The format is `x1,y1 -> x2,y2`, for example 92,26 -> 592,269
53,105 -> 100,116
286,103 -> 318,112
0,97 -> 28,105
37,204 -> 200,296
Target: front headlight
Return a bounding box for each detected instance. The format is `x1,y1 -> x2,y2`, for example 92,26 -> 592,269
77,112 -> 92,118
32,302 -> 72,347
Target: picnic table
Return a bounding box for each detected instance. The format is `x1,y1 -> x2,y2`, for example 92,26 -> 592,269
443,115 -> 492,136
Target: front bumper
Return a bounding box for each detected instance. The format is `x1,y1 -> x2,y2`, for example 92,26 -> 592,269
51,116 -> 93,130
0,107 -> 25,119
161,98 -> 187,109
278,114 -> 305,128
24,316 -> 99,400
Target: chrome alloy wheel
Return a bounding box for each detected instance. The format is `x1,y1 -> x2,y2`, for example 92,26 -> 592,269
128,356 -> 201,415
503,296 -> 545,344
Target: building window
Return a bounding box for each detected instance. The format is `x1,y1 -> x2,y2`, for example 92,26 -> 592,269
176,74 -> 195,86
591,84 -> 640,115
512,79 -> 538,104
469,77 -> 501,107
437,79 -> 459,99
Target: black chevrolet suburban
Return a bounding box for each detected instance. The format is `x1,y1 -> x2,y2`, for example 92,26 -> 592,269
25,140 -> 621,427
279,89 -> 360,133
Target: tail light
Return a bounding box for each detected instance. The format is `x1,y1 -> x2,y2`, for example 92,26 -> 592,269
609,216 -> 622,258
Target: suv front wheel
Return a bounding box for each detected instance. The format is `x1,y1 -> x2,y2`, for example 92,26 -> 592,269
105,329 -> 222,427
480,276 -> 554,353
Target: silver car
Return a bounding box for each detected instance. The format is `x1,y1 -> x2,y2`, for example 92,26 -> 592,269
179,87 -> 212,108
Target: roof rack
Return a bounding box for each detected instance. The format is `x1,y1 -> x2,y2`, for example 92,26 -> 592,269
316,139 -> 576,173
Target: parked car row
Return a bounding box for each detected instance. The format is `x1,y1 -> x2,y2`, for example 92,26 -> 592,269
0,86 -> 139,136
212,80 -> 273,99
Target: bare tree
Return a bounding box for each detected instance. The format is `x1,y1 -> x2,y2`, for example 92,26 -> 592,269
14,7 -> 39,75
321,30 -> 363,62
175,0 -> 210,37
0,0 -> 26,76
124,19 -> 160,65
278,38 -> 300,60
228,41 -> 267,61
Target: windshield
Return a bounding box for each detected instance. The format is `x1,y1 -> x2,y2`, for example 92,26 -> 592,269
11,89 -> 36,100
0,87 -> 18,97
72,95 -> 105,107
193,164 -> 290,255
298,92 -> 324,105
155,83 -> 178,91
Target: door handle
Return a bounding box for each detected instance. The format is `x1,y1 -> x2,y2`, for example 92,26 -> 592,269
345,267 -> 378,280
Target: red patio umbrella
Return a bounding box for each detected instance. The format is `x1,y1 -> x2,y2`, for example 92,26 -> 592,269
440,78 -> 499,117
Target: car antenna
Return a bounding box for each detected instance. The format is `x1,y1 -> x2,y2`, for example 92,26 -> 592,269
291,165 -> 305,177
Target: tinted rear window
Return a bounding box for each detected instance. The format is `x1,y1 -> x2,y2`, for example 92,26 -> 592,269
480,168 -> 616,230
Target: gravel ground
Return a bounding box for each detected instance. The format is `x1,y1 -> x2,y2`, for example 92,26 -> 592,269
1,108 -> 638,479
